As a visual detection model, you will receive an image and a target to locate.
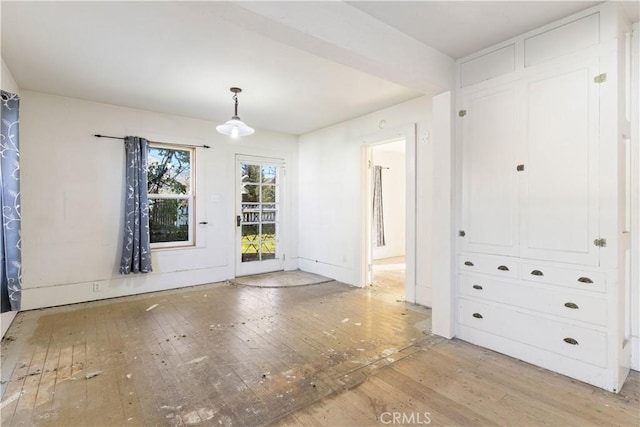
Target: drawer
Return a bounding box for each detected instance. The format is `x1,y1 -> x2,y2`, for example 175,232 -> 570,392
520,263 -> 606,293
458,274 -> 607,326
457,298 -> 607,367
458,254 -> 518,278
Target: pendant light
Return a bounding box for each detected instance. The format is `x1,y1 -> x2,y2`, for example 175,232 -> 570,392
216,87 -> 255,138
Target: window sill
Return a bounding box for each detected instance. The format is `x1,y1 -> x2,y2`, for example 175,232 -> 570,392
151,243 -> 195,251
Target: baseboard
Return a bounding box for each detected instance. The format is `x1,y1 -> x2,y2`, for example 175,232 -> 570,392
20,266 -> 232,311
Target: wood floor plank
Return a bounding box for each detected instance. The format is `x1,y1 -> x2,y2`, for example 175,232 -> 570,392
10,324 -> 53,426
2,275 -> 639,427
428,340 -> 639,426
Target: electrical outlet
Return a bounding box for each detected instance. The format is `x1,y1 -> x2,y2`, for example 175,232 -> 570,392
93,282 -> 101,292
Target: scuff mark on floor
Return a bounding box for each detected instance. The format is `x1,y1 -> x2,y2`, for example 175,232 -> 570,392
160,404 -> 184,411
146,304 -> 159,312
181,407 -> 216,425
183,356 -> 208,365
381,348 -> 398,358
85,371 -> 102,379
0,391 -> 24,409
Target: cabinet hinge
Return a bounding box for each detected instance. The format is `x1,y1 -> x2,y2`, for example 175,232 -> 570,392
458,110 -> 467,117
283,254 -> 286,261
458,230 -> 466,237
368,160 -> 371,169
594,73 -> 607,84
593,238 -> 607,247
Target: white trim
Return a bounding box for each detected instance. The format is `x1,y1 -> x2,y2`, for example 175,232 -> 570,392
20,266 -> 231,311
633,335 -> 639,371
1,311 -> 17,339
431,91 -> 455,338
631,21 -> 640,371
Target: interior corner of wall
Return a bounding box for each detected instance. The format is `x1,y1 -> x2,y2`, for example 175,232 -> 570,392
1,58 -> 20,95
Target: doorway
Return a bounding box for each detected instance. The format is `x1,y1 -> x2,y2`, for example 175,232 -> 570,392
235,155 -> 285,276
366,138 -> 407,299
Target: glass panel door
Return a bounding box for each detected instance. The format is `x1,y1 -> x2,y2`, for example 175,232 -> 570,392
236,156 -> 284,276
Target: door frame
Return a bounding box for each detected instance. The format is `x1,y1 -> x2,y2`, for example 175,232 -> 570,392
360,124 -> 417,303
235,154 -> 286,277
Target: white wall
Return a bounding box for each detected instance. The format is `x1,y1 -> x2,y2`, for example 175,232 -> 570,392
372,147 -> 406,260
19,90 -> 298,310
1,58 -> 20,337
298,95 -> 433,305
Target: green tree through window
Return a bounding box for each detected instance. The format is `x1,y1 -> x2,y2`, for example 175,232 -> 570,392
147,145 -> 194,247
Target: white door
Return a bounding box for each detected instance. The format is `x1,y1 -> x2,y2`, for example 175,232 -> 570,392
460,83 -> 520,256
520,59 -> 600,266
236,156 -> 285,276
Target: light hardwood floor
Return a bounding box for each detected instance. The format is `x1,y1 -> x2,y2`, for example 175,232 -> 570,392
1,276 -> 638,427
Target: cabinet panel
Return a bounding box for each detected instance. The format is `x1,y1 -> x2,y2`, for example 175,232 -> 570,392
461,44 -> 515,87
459,273 -> 607,326
461,86 -> 519,256
521,60 -> 600,265
457,254 -> 518,278
520,262 -> 606,293
524,13 -> 600,67
458,298 -> 608,367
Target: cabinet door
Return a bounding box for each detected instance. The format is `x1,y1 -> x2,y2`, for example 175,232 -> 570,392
520,60 -> 600,265
460,85 -> 520,256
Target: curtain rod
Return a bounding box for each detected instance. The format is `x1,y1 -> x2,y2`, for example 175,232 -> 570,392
94,134 -> 211,149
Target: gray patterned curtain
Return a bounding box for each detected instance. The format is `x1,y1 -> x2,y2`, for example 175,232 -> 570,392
373,165 -> 385,247
1,90 -> 21,312
120,136 -> 152,274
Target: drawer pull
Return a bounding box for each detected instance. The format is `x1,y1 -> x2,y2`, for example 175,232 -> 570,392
577,276 -> 593,284
472,285 -> 483,290
530,269 -> 544,276
564,302 -> 579,310
563,337 -> 579,346
472,313 -> 483,319
497,265 -> 509,271
464,261 -> 474,266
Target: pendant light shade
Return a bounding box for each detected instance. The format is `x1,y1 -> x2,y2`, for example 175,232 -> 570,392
216,87 -> 254,138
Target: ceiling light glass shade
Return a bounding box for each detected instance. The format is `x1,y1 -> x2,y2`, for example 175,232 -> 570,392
216,116 -> 255,138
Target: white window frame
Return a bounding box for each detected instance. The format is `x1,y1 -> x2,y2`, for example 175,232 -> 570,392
147,143 -> 195,249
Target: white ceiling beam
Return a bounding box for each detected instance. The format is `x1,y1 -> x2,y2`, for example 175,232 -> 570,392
216,1 -> 455,95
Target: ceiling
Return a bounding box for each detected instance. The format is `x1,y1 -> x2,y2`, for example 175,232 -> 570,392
2,1 -> 633,135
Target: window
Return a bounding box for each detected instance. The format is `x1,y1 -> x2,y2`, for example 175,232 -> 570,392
147,144 -> 194,248
240,162 -> 279,262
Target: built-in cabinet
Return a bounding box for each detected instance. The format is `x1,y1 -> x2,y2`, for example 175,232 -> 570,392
461,58 -> 601,265
455,3 -> 632,392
